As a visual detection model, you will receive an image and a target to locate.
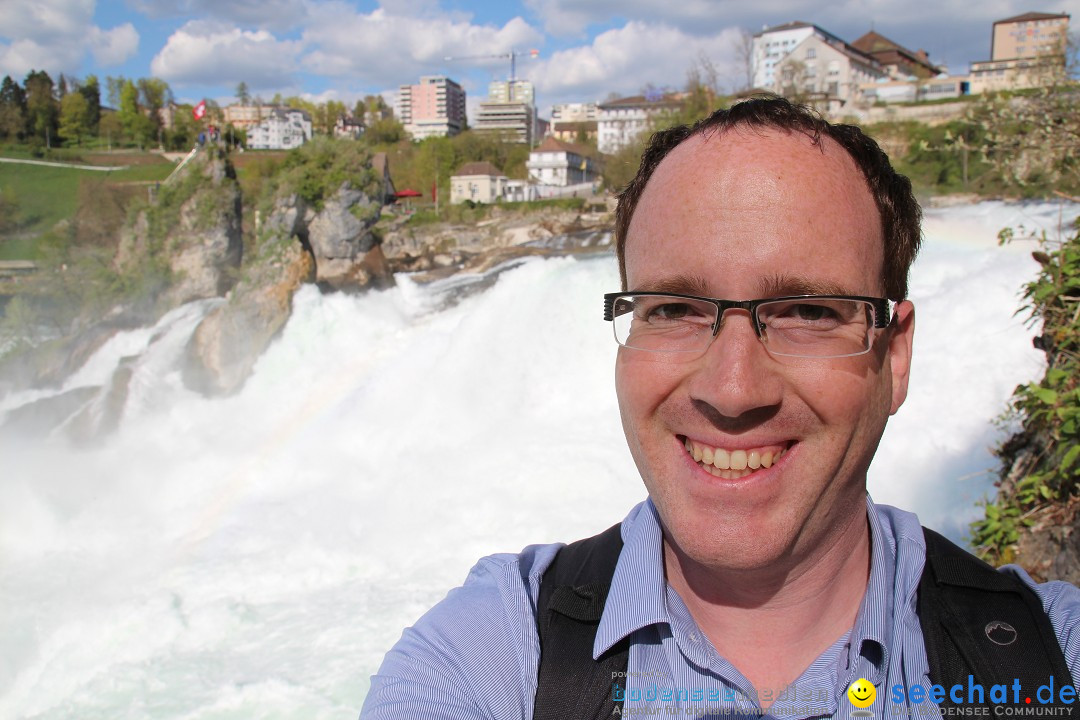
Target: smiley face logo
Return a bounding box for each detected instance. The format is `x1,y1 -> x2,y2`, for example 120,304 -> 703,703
847,678 -> 876,708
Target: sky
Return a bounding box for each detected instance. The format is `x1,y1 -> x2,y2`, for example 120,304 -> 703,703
1,0 -> 1077,118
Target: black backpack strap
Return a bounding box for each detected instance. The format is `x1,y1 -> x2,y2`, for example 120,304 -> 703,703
919,527 -> 1074,710
533,522 -> 629,720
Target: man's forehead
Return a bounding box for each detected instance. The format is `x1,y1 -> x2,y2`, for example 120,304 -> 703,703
624,125 -> 885,297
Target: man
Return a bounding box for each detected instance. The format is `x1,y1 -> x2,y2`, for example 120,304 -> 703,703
361,97 -> 1080,719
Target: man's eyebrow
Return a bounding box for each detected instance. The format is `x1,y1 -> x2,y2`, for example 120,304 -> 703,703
633,275 -> 711,296
760,274 -> 855,297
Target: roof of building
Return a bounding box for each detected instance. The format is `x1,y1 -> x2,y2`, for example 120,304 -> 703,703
995,11 -> 1070,24
755,20 -> 815,36
453,161 -> 504,178
852,31 -> 942,76
531,135 -> 592,156
597,93 -> 683,109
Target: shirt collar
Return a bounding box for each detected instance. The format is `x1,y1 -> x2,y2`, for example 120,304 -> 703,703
594,499 -> 668,657
594,494 -> 902,679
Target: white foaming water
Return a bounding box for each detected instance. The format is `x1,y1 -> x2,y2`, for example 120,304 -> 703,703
1,201 -> 1076,718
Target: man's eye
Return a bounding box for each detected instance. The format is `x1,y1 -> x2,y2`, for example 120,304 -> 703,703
648,302 -> 696,320
791,303 -> 837,322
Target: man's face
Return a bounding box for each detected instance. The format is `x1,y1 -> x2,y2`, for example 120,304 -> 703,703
616,127 -> 914,574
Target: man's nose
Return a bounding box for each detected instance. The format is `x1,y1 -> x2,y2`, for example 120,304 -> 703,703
685,310 -> 784,421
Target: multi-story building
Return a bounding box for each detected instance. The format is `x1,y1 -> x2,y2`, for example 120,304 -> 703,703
473,80 -> 538,145
596,94 -> 683,154
397,76 -> 467,140
223,104 -> 276,130
526,136 -> 598,187
774,33 -> 888,111
970,11 -> 1071,93
752,22 -> 833,89
752,22 -> 889,111
247,108 -> 312,150
550,102 -> 599,144
487,80 -> 535,105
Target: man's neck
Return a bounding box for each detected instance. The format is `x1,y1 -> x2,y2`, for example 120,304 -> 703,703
662,510 -> 872,707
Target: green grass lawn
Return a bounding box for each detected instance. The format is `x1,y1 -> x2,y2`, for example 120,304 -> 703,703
0,158 -> 174,259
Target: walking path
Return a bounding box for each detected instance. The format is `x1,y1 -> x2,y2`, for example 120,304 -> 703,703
0,157 -> 129,172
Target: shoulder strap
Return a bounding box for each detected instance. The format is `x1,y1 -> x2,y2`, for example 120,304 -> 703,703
533,523 -> 628,720
919,527 -> 1074,709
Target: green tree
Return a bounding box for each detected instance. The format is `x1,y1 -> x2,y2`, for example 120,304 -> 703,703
24,69 -> 58,148
99,111 -> 123,149
58,91 -> 91,145
137,77 -> 172,147
118,79 -> 154,147
105,75 -> 125,108
79,74 -> 101,135
236,81 -> 250,105
0,75 -> 27,140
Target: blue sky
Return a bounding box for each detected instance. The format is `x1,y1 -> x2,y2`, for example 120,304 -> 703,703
1,0 -> 1077,117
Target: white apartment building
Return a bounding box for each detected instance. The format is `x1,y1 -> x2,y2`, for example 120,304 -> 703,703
247,108 -> 312,150
776,34 -> 887,110
596,94 -> 682,154
397,76 -> 467,140
752,22 -> 825,89
526,136 -> 598,187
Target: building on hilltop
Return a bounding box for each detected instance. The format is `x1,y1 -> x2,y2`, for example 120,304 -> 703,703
334,115 -> 364,139
851,31 -> 942,79
550,102 -> 598,144
970,11 -> 1071,93
752,22 -> 891,112
450,161 -> 510,205
397,76 -> 467,140
474,80 -> 538,145
247,108 -> 312,150
223,104 -> 276,130
596,93 -> 683,154
527,136 -> 599,189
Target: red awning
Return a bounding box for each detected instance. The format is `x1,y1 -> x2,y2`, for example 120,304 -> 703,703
394,189 -> 423,198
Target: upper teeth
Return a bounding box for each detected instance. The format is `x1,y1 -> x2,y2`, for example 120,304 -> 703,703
683,438 -> 786,475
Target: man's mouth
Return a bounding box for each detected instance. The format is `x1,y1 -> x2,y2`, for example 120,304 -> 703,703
681,437 -> 789,480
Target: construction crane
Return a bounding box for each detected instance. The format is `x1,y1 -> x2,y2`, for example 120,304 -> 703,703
443,49 -> 539,84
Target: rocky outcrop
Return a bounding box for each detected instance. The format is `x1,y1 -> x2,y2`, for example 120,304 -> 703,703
182,238 -> 315,396
115,150 -> 243,310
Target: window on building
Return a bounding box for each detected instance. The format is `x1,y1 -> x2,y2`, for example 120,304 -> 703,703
806,48 -> 816,59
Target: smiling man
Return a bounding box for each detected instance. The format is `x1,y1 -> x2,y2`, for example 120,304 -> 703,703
361,97 -> 1079,720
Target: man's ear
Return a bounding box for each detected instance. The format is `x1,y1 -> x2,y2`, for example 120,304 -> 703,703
888,300 -> 915,415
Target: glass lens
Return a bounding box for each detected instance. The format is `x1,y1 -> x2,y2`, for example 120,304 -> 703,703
756,298 -> 875,357
611,295 -> 718,353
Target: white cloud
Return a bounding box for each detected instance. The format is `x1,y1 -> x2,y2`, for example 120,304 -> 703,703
88,23 -> 140,66
529,21 -> 744,110
150,20 -> 303,89
0,0 -> 139,77
300,3 -> 544,87
130,0 -> 308,30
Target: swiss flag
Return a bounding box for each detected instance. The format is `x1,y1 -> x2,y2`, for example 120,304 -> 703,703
192,100 -> 207,120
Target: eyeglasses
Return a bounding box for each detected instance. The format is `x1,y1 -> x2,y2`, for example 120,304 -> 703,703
603,292 -> 893,360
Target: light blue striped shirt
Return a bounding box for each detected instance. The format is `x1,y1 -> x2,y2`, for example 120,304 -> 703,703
361,497 -> 1080,719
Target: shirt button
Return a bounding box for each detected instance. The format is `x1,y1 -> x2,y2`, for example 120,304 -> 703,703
688,631 -> 700,642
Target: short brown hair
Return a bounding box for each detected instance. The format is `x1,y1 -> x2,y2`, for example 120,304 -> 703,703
614,96 -> 921,301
